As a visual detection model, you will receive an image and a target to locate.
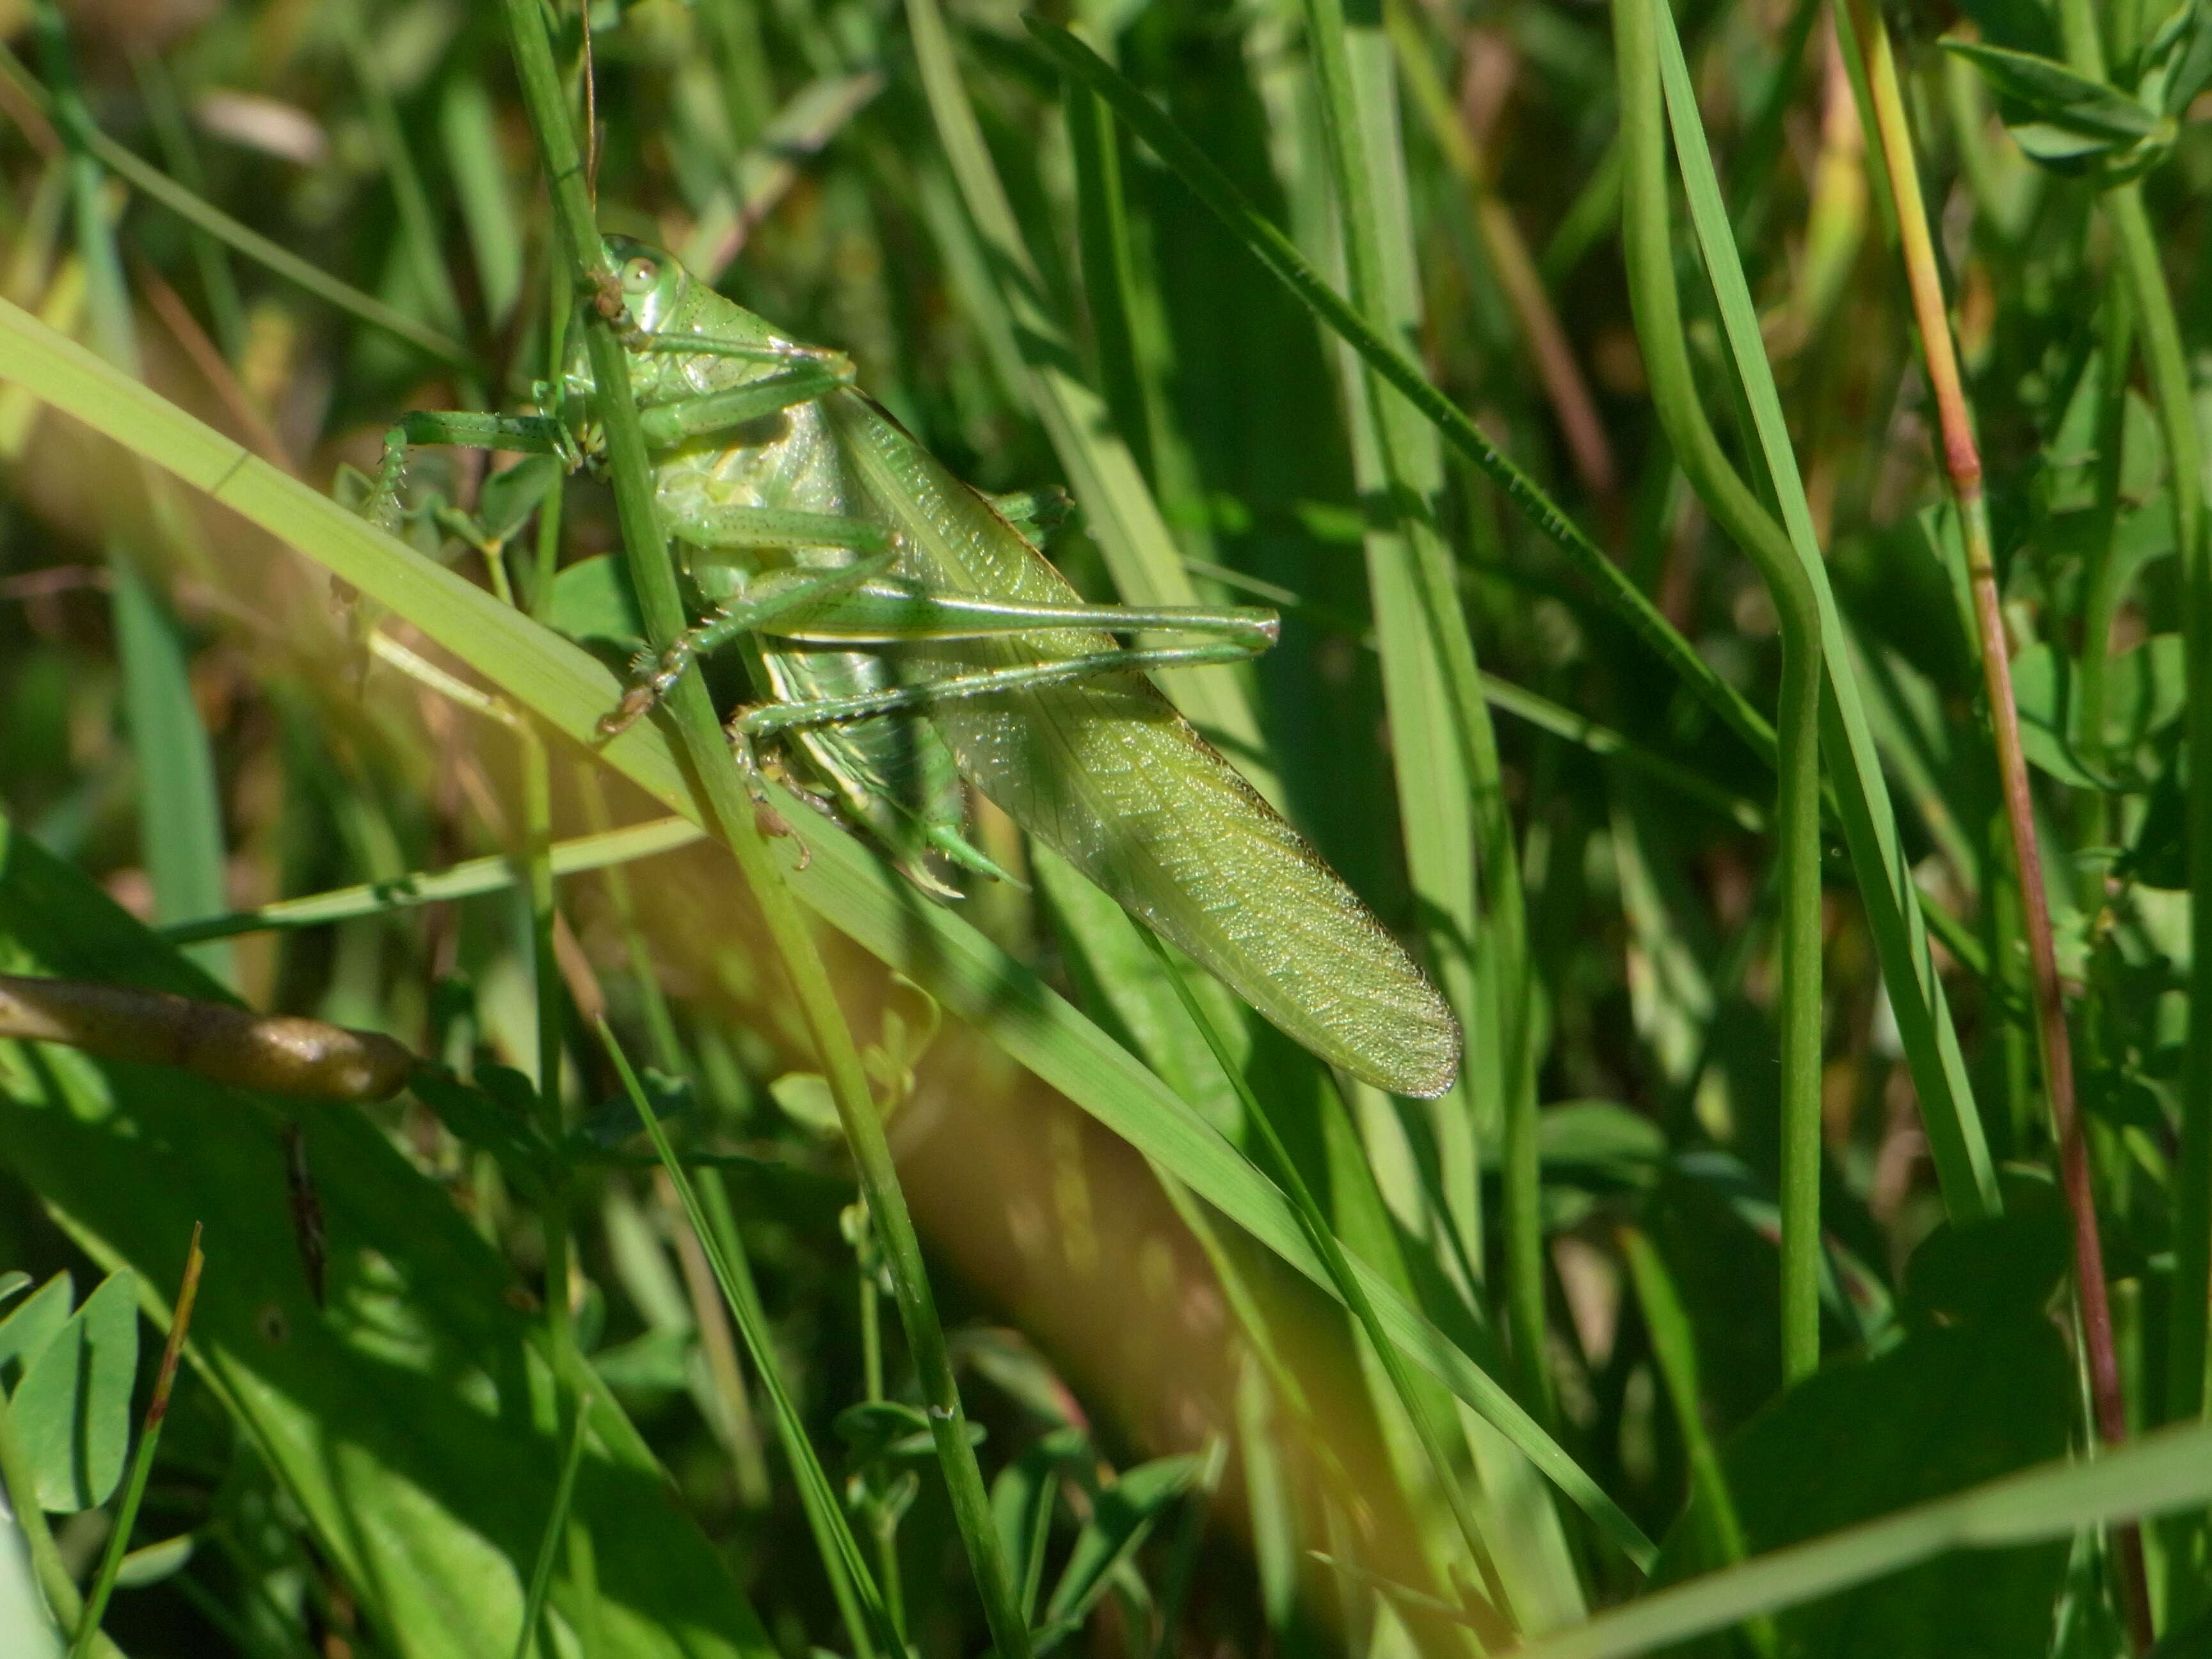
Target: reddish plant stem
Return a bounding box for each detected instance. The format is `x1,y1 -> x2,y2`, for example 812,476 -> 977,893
1855,10 -> 2150,1648
145,1221 -> 206,1428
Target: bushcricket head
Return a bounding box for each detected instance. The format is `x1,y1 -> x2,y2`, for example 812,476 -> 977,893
601,234 -> 689,334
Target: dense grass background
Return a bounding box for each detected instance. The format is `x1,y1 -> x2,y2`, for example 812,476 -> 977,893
2,0 -> 2211,1652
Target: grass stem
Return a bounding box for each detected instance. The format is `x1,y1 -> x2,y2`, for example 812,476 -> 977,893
1614,0 -> 1826,1386
602,1020 -> 890,1659
489,6 -> 1031,1651
510,1390 -> 593,1659
1855,10 -> 2149,1642
69,1224 -> 203,1659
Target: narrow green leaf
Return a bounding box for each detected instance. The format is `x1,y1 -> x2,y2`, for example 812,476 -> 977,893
111,1533 -> 193,1589
1022,18 -> 1777,774
161,817 -> 704,944
990,1428 -> 1087,1623
0,44 -> 474,371
109,555 -> 232,982
1036,1454 -> 1202,1645
1940,39 -> 2161,138
1651,0 -> 1998,1223
440,77 -> 525,329
1512,1415 -> 2212,1659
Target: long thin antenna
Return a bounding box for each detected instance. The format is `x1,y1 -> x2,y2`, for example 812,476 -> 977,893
581,1 -> 601,207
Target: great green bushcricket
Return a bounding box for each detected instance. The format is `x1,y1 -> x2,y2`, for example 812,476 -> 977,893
362,237 -> 1461,1098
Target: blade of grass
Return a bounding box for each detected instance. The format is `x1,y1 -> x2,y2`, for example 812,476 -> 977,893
1295,21 -> 1590,1606
490,4 -> 1034,1649
1541,138 -> 1622,287
1174,549 -> 1765,825
1294,0 -> 1498,1388
684,72 -> 885,284
1621,0 -> 1825,1382
442,76 -> 525,332
1481,674 -> 1767,830
1032,15 -> 1999,1242
1642,0 -> 1999,1230
128,50 -> 245,365
1510,1416 -> 2212,1659
1618,1224 -> 1775,1658
158,816 -> 707,943
0,286 -> 1653,1569
600,1018 -> 893,1659
1386,0 -> 1620,517
658,1170 -> 773,1510
1148,1434 -> 1228,1659
509,1390 -> 593,1659
339,0 -> 470,350
1857,4 -> 2147,1641
35,0 -> 235,987
2036,1 -> 2212,1437
1066,63 -> 1153,485
0,42 -> 474,371
517,721 -> 577,1406
1027,17 -> 1772,768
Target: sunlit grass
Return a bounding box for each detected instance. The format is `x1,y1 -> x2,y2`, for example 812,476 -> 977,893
0,0 -> 2207,1653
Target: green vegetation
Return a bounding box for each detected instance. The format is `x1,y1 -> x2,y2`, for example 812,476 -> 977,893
1,0 -> 2210,1651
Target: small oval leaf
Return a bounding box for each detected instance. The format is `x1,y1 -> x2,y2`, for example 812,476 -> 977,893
13,1269 -> 138,1513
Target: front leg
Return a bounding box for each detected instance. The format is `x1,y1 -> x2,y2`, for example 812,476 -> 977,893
596,539 -> 902,738
359,411 -> 577,536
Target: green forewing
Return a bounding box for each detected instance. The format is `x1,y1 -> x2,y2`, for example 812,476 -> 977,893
822,394 -> 1462,1099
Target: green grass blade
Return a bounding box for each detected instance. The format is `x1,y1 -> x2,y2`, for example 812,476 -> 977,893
510,1391 -> 594,1659
129,51 -> 246,364
601,1021 -> 895,1659
680,72 -> 885,283
1481,674 -> 1766,828
1646,0 -> 1998,1224
441,77 -> 525,332
158,817 -> 707,943
1615,0 -> 1827,1384
1288,9 -> 1583,1607
1139,921 -> 1519,1615
1511,1416 -> 2212,1659
0,43 -> 475,371
34,1 -> 234,986
1024,19 -> 1774,771
1619,1226 -> 1771,1653
108,556 -> 234,982
1295,0 -> 1492,1299
494,0 -> 1033,1646
1066,74 -> 1153,485
340,1 -> 469,349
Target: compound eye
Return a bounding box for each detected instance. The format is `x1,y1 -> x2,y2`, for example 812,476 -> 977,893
620,256 -> 658,293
